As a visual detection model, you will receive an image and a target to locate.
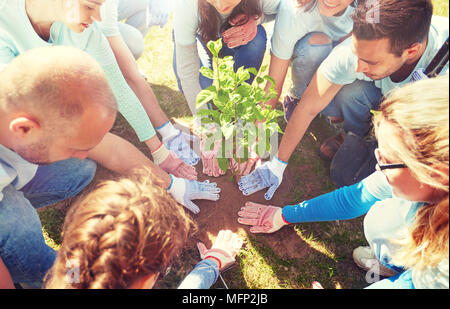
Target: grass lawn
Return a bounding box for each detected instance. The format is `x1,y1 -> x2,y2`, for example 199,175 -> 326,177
38,1 -> 448,289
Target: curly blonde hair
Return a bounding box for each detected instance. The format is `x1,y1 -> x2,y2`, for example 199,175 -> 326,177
373,75 -> 449,271
43,168 -> 196,289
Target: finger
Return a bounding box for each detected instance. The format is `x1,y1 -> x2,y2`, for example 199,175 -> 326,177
264,185 -> 278,200
197,192 -> 220,201
223,230 -> 233,242
232,237 -> 244,252
240,183 -> 265,196
237,217 -> 259,226
184,200 -> 200,214
244,201 -> 267,209
237,210 -> 260,219
197,242 -> 208,256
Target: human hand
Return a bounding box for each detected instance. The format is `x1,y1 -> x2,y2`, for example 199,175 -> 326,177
228,151 -> 262,177
197,230 -> 244,271
238,156 -> 287,200
158,150 -> 197,180
200,137 -> 226,177
237,202 -> 288,233
163,130 -> 200,166
147,0 -> 172,28
222,14 -> 258,49
167,176 -> 221,214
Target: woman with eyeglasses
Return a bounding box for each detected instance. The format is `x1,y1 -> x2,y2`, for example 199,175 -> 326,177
237,75 -> 449,289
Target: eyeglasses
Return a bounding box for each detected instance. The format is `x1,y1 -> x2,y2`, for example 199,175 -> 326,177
374,148 -> 407,171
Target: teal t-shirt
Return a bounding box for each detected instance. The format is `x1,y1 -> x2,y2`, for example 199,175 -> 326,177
271,0 -> 354,60
318,15 -> 449,95
0,0 -> 155,141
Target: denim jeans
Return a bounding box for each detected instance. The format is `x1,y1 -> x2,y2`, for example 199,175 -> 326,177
289,32 -> 333,99
321,79 -> 383,138
173,25 -> 267,94
0,158 -> 96,285
117,0 -> 148,59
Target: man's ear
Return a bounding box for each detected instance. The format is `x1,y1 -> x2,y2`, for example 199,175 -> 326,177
9,116 -> 41,138
403,42 -> 423,61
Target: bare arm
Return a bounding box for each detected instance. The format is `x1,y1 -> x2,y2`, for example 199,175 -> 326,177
0,256 -> 14,289
106,36 -> 169,129
265,53 -> 291,108
88,132 -> 172,189
277,71 -> 344,162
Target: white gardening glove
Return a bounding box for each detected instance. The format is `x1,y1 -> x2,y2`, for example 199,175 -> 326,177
147,0 -> 172,28
99,0 -> 120,37
167,175 -> 220,214
238,156 -> 287,200
197,230 -> 244,271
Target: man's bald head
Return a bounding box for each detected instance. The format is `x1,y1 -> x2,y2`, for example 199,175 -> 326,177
0,46 -> 117,134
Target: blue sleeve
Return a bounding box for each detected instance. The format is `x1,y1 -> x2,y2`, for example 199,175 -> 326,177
282,172 -> 391,223
365,270 -> 415,289
177,259 -> 219,289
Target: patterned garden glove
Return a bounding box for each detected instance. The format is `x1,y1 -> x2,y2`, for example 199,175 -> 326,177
237,202 -> 289,233
200,137 -> 226,177
157,121 -> 200,166
228,146 -> 262,177
238,156 -> 287,200
147,0 -> 172,28
197,230 -> 244,271
167,175 -> 221,214
152,143 -> 197,180
222,14 -> 258,49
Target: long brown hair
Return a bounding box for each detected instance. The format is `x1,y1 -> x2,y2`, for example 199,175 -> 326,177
43,168 -> 196,289
373,76 -> 449,271
198,0 -> 262,43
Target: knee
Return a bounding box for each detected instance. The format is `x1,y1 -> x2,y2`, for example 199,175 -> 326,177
308,33 -> 332,45
246,25 -> 267,50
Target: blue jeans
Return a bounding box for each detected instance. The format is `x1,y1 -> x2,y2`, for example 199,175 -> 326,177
322,79 -> 383,138
173,25 -> 267,94
289,32 -> 334,99
0,158 -> 96,285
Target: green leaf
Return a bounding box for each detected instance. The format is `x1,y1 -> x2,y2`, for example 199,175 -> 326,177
207,39 -> 222,58
196,86 -> 217,108
217,157 -> 228,173
221,123 -> 234,140
199,66 -> 214,79
247,67 -> 258,76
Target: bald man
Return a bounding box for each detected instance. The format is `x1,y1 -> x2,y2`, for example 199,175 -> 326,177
0,46 -> 220,288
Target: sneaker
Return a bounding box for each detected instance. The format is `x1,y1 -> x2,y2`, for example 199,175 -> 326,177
282,95 -> 300,122
352,246 -> 398,277
319,132 -> 345,161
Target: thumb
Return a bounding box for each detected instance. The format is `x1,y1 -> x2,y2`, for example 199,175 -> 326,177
184,200 -> 200,214
264,184 -> 278,201
197,242 -> 208,257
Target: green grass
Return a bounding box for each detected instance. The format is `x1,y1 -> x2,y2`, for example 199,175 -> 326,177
38,1 -> 448,289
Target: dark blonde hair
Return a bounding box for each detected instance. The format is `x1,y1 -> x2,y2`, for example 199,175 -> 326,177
44,168 -> 196,289
373,76 -> 449,270
198,0 -> 262,43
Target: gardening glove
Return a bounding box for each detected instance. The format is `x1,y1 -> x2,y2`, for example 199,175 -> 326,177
228,150 -> 262,177
197,230 -> 244,271
222,14 -> 258,49
410,68 -> 428,82
238,156 -> 287,200
237,202 -> 289,233
200,136 -> 226,177
151,142 -> 197,180
157,121 -> 200,166
99,0 -> 120,37
167,175 -> 221,214
147,0 -> 172,28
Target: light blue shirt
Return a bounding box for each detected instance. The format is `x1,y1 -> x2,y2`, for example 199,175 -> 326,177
271,0 -> 354,60
318,15 -> 449,95
0,0 -> 155,142
178,259 -> 219,289
173,0 -> 280,46
0,145 -> 38,201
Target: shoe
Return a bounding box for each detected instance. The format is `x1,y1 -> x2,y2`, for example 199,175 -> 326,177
352,246 -> 397,277
319,132 -> 345,161
283,95 -> 299,122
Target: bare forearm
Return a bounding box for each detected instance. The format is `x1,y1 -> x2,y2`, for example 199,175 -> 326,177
0,257 -> 14,289
88,133 -> 172,188
265,54 -> 290,108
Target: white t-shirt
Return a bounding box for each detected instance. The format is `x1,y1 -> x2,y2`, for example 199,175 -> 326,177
318,15 -> 449,95
271,0 -> 354,60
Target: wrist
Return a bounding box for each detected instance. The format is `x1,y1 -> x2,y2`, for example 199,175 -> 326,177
204,256 -> 222,270
157,121 -> 179,142
274,208 -> 290,228
270,156 -> 288,173
151,142 -> 170,165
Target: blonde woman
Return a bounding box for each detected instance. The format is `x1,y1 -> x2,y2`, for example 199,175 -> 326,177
43,169 -> 243,289
237,76 -> 449,288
